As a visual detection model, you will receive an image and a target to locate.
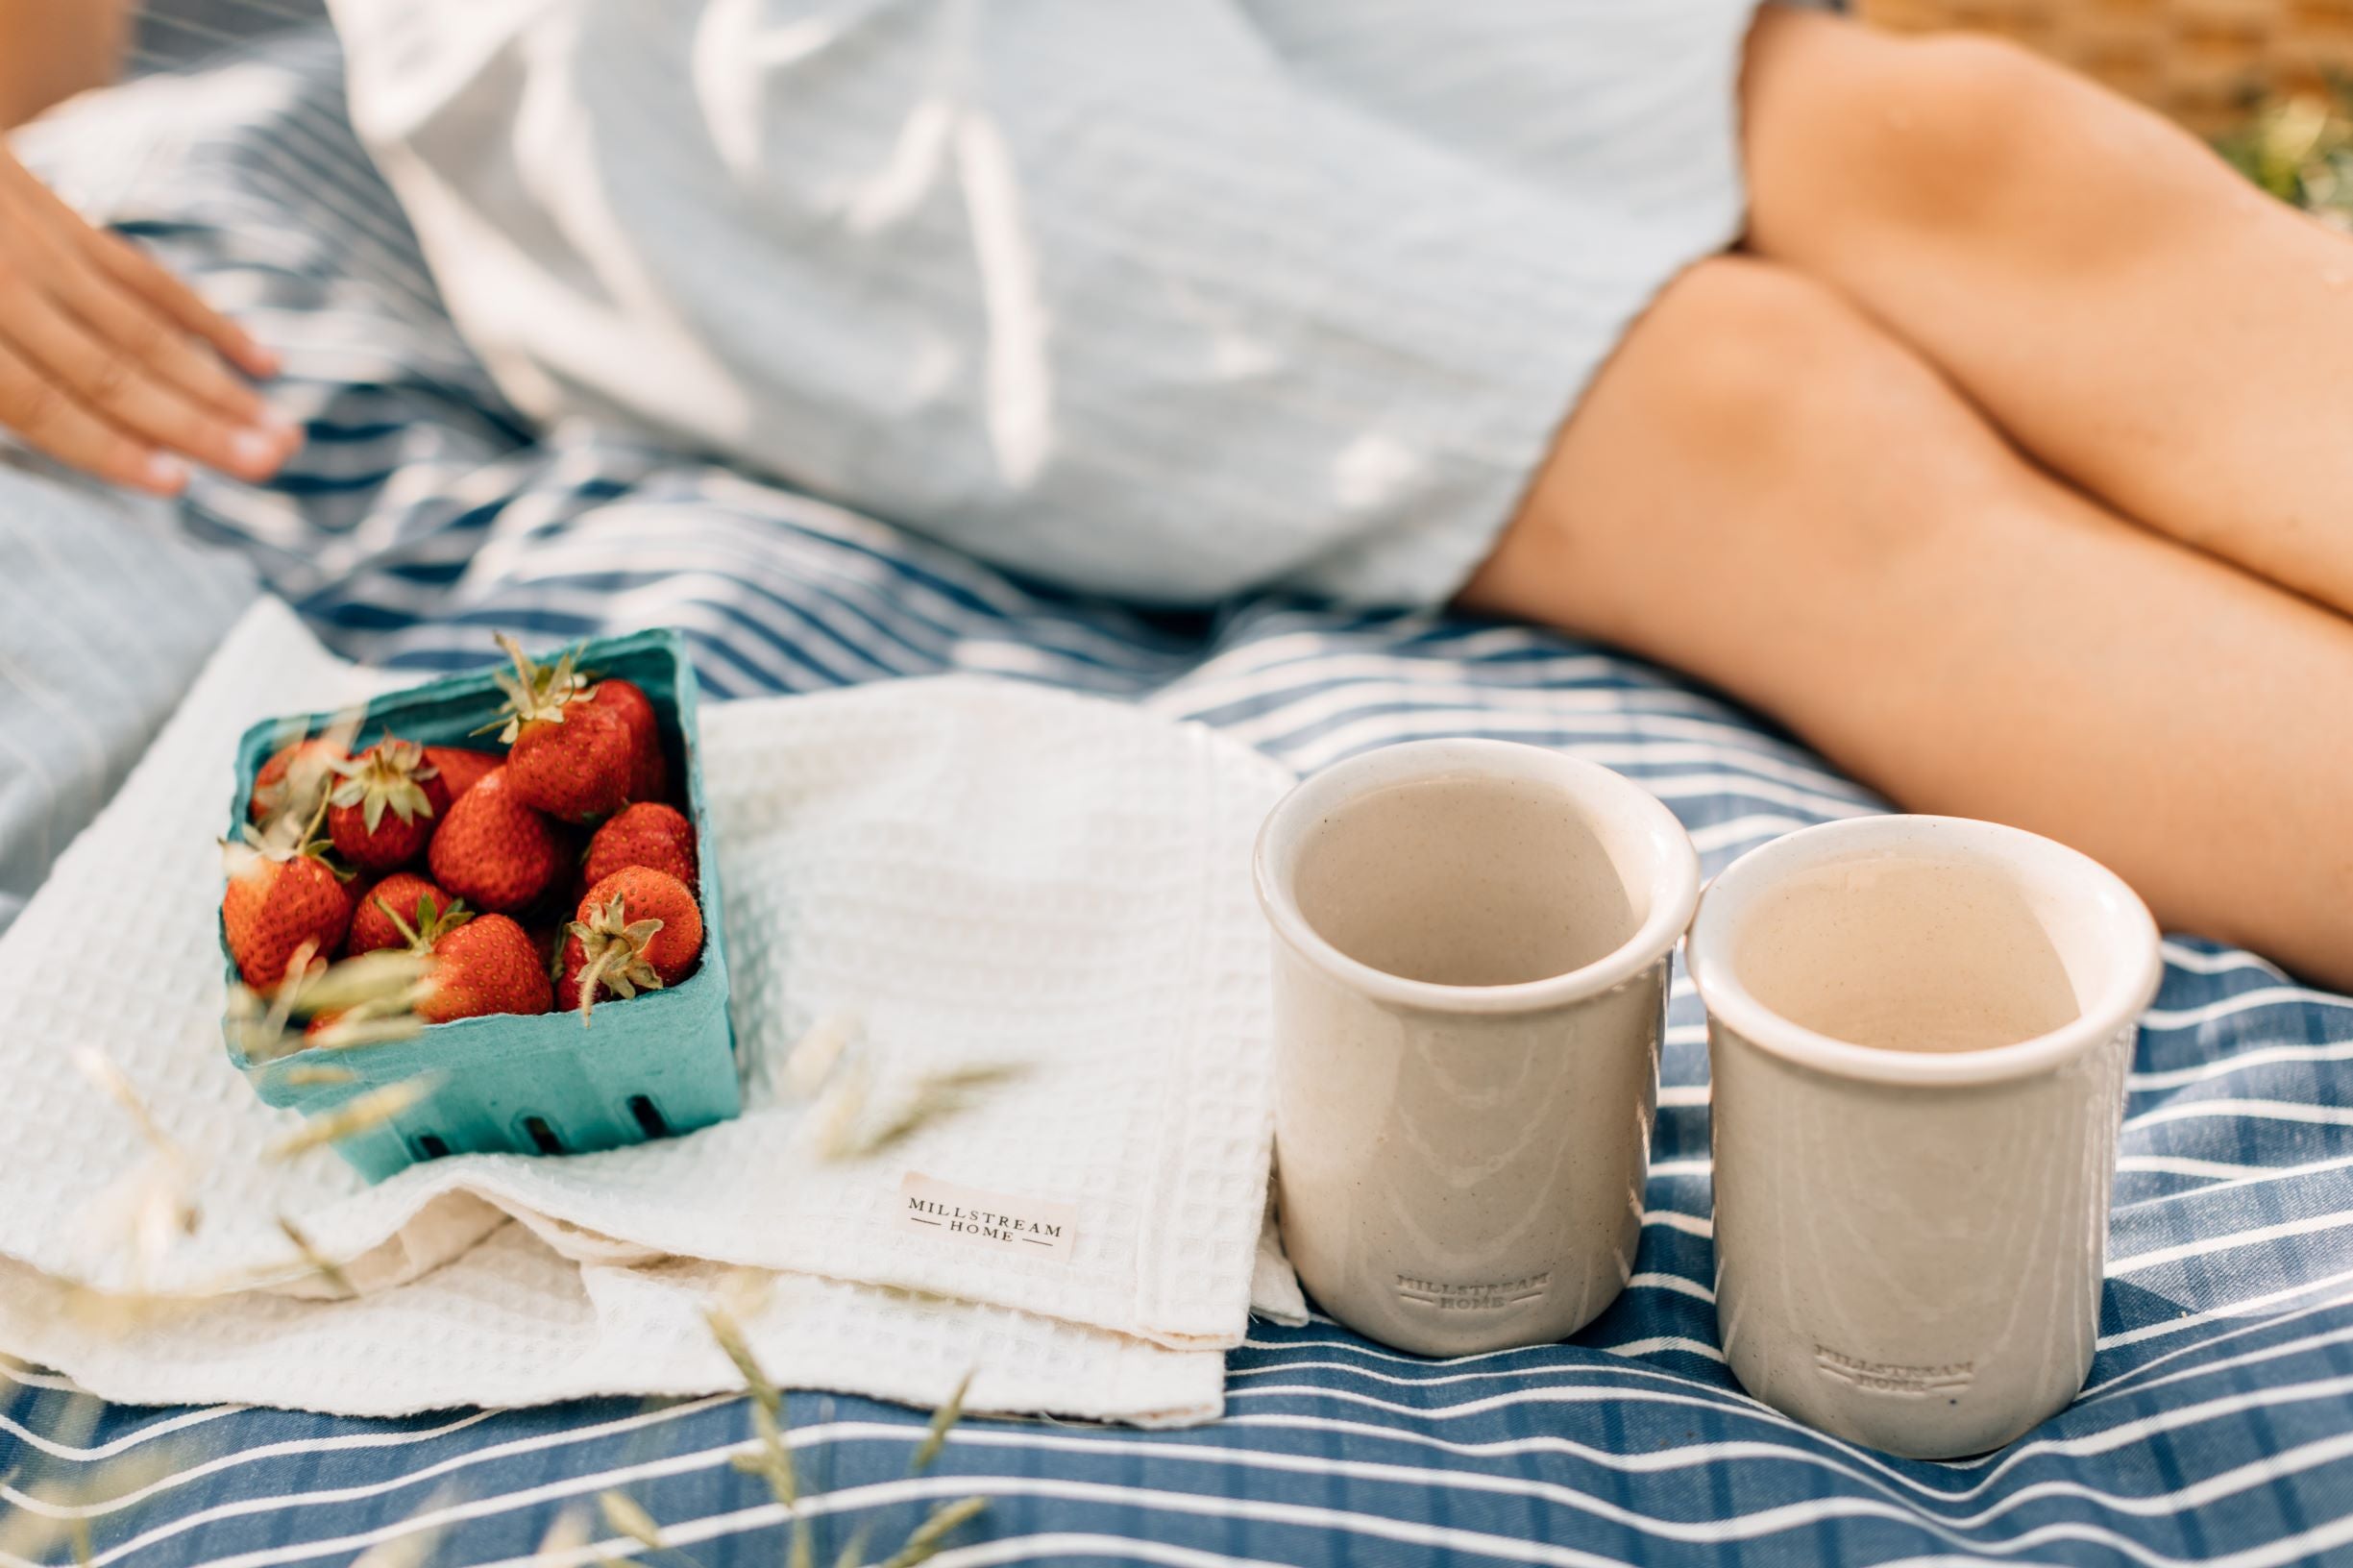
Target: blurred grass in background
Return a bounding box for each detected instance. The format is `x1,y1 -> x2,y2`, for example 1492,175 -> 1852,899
2215,86 -> 2353,222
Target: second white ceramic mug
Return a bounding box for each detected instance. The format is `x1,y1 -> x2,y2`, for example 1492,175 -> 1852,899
1686,815 -> 2162,1458
1254,740 -> 1701,1356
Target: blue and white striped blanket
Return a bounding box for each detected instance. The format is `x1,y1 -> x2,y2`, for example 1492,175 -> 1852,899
7,23 -> 2353,1568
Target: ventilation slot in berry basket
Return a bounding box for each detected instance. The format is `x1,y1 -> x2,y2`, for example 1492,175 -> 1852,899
626,1095 -> 669,1139
520,1116 -> 565,1155
414,1134 -> 451,1161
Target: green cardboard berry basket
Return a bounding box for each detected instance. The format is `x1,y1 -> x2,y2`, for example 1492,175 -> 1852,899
219,627 -> 740,1182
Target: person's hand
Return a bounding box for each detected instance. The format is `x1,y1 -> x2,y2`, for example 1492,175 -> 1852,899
0,142 -> 297,494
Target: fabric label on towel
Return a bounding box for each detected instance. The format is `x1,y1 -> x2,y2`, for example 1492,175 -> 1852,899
900,1172 -> 1078,1261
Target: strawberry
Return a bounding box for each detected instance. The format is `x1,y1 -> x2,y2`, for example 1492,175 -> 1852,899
222,836 -> 354,991
423,746 -> 501,807
588,678 -> 668,802
428,766 -> 562,913
347,871 -> 457,957
248,738 -> 346,826
554,929 -> 595,1017
633,744 -> 670,804
576,868 -> 702,980
481,635 -> 634,821
417,912 -> 551,1022
361,891 -> 550,1022
514,702 -> 635,821
582,801 -> 698,891
564,866 -> 702,1021
590,676 -> 656,751
326,737 -> 442,871
342,872 -> 386,954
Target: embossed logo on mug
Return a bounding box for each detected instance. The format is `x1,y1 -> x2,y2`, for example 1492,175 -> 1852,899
1395,1273 -> 1551,1311
1813,1346 -> 1975,1397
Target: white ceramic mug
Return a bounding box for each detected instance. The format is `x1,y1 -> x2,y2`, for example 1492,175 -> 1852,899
1686,815 -> 2161,1458
1253,740 -> 1701,1356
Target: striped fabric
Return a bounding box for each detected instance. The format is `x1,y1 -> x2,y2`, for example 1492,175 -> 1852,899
5,23 -> 2353,1568
0,469 -> 254,935
125,0 -> 326,76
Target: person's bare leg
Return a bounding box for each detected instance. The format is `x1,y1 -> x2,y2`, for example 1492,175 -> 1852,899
1461,257 -> 2353,987
1741,4 -> 2353,619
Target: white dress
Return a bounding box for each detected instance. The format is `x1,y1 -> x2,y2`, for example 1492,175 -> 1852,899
329,0 -> 1763,606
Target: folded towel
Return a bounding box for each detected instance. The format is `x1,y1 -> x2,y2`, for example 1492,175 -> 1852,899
0,1226 -> 1233,1424
0,600 -> 1303,1422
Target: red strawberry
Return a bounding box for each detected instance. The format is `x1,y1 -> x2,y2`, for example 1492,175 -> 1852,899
583,802 -> 698,891
576,868 -> 702,980
419,913 -> 552,1022
483,635 -> 634,821
326,738 -> 442,871
428,766 -> 562,913
512,703 -> 635,821
342,873 -> 386,953
353,893 -> 547,1023
590,677 -> 655,750
248,738 -> 347,825
633,744 -> 671,804
424,746 -> 501,807
564,866 -> 703,1020
347,871 -> 457,957
554,929 -> 595,1016
589,678 -> 667,802
222,840 -> 354,991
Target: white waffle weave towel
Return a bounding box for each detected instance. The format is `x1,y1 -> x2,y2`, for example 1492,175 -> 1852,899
0,599 -> 1305,1423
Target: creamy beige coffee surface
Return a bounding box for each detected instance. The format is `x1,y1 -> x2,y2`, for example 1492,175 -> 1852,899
1732,855 -> 2083,1053
1290,774 -> 1638,987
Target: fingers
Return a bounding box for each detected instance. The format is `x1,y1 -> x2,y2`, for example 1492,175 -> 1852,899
44,249 -> 277,430
0,147 -> 299,489
80,223 -> 282,382
8,160 -> 281,382
32,246 -> 299,465
10,198 -> 281,434
0,274 -> 290,482
0,336 -> 186,495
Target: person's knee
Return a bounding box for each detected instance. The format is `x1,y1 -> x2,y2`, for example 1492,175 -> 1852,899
1463,253 -> 1991,645
1888,34 -> 2144,222
1629,257 -> 1888,465
1747,13 -> 2184,248
1474,257 -> 1931,610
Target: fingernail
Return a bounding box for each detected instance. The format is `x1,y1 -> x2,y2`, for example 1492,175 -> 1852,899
262,410 -> 303,446
230,429 -> 281,471
142,453 -> 188,494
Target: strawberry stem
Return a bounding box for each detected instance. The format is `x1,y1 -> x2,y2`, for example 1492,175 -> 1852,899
576,946 -> 616,1028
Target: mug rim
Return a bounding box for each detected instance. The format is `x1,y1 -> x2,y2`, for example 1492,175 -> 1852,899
1252,739 -> 1702,1015
1684,814 -> 2163,1087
